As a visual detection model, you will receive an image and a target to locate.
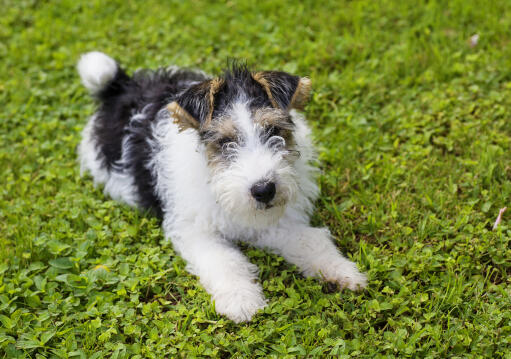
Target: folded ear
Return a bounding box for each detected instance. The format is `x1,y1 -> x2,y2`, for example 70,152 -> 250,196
252,71 -> 311,111
167,78 -> 224,131
166,101 -> 200,131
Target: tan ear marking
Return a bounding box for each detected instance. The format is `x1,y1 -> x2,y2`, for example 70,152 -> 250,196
289,77 -> 311,110
206,78 -> 224,126
166,101 -> 199,131
252,72 -> 279,109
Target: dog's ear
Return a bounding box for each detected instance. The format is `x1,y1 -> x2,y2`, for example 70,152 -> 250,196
167,78 -> 224,131
252,71 -> 311,111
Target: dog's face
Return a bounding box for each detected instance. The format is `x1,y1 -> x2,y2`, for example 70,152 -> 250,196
167,66 -> 311,228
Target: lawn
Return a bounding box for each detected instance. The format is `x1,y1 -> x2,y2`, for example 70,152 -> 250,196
1,0 -> 511,357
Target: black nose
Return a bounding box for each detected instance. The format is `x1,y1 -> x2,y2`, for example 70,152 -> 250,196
250,181 -> 276,204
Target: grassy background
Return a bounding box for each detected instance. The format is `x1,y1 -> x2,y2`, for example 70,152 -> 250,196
2,0 -> 511,357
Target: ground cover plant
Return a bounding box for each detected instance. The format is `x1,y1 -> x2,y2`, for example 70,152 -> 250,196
1,0 -> 511,357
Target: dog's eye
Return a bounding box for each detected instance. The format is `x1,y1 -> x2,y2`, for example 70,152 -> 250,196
218,137 -> 235,147
267,126 -> 281,138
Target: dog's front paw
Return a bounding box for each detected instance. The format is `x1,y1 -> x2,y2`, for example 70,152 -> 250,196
337,266 -> 367,291
324,261 -> 368,291
213,289 -> 267,323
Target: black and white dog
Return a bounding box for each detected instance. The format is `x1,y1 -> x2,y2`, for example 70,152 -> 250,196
77,52 -> 367,322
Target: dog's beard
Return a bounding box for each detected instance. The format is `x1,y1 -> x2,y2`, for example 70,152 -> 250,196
210,162 -> 298,229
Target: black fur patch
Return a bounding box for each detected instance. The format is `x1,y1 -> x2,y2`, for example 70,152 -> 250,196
91,67 -> 208,215
213,63 -> 273,116
173,62 -> 274,128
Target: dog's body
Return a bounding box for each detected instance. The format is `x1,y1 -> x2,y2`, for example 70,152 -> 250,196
78,52 -> 367,322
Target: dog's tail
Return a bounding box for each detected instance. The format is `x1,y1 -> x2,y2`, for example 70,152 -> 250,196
77,51 -> 120,95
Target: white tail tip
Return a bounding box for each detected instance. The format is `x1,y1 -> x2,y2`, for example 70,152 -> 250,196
77,52 -> 118,94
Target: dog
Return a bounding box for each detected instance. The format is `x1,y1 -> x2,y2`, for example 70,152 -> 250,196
77,52 -> 367,323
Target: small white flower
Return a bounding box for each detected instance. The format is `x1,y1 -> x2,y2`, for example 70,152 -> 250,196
469,34 -> 480,48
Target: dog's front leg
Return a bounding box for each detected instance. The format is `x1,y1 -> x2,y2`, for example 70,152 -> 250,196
257,224 -> 367,290
169,226 -> 267,323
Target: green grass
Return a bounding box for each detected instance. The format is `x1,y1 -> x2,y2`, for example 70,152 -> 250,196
1,0 -> 511,357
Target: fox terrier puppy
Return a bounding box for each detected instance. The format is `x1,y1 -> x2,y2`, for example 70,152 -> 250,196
77,52 -> 367,323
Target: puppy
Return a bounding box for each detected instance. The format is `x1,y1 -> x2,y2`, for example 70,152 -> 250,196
77,52 -> 367,322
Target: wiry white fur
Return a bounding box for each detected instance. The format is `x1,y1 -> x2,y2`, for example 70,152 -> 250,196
81,99 -> 367,323
77,52 -> 118,94
256,225 -> 367,291
78,115 -> 110,184
142,103 -> 367,322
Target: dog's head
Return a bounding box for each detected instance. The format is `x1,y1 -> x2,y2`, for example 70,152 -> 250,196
167,64 -> 311,228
